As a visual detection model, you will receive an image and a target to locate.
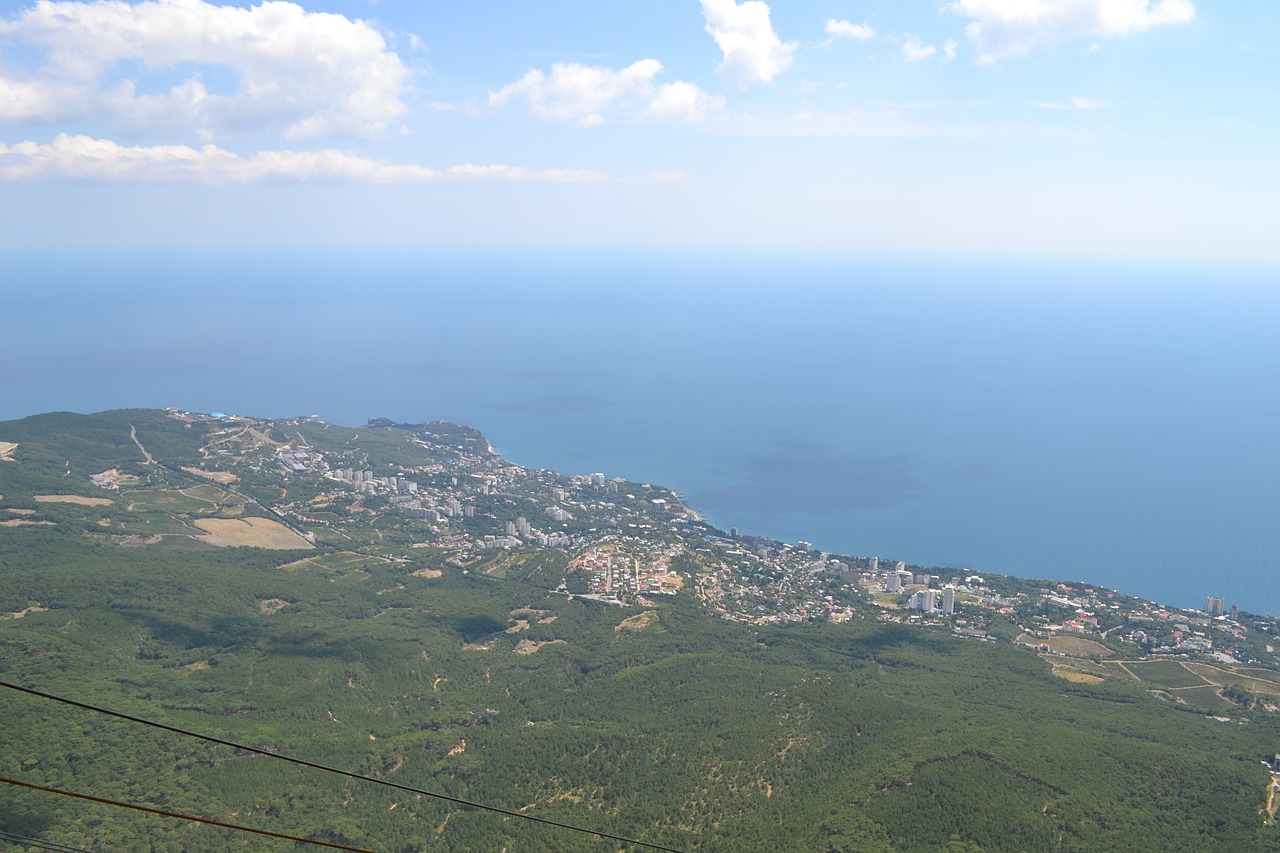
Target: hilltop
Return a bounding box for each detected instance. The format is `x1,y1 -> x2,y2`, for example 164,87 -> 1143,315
1,408 -> 1279,851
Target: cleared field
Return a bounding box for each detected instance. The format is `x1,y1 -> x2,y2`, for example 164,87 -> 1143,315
280,551 -> 385,572
1169,685 -> 1236,712
1051,667 -> 1105,684
1119,660 -> 1208,688
194,517 -> 313,550
410,568 -> 444,579
183,483 -> 241,504
306,512 -> 344,523
1183,663 -> 1280,697
34,494 -> 113,507
514,639 -> 566,655
0,441 -> 16,461
616,611 -> 659,633
1042,635 -> 1111,659
1043,656 -> 1110,680
181,466 -> 239,484
0,519 -> 55,527
124,489 -> 220,513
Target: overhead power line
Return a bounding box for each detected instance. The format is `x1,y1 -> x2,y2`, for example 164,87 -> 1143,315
0,680 -> 688,853
0,829 -> 95,853
0,776 -> 376,852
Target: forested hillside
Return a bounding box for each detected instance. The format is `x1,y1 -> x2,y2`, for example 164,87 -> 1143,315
1,411 -> 1278,852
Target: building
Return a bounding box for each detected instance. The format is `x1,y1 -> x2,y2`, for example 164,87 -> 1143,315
943,585 -> 956,615
886,572 -> 902,594
908,589 -> 939,612
1206,596 -> 1226,617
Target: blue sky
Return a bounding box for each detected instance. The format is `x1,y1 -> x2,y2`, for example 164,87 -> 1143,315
0,0 -> 1275,259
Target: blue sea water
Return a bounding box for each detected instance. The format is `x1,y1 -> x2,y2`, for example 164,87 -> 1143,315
3,248 -> 1278,615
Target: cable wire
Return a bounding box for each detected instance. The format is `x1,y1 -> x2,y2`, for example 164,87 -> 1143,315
0,829 -> 95,853
0,776 -> 377,852
0,680 -> 687,853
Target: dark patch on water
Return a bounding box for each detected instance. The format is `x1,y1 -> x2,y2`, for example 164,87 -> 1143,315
691,443 -> 926,515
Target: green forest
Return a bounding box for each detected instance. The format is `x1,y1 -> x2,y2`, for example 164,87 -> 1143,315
2,410 -> 1279,851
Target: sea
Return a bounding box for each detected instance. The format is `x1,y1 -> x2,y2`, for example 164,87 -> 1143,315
3,248 -> 1278,616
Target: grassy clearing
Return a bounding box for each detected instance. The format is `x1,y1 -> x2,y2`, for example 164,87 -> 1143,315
1120,660 -> 1208,688
1051,667 -> 1105,684
616,611 -> 660,633
193,518 -> 313,550
1042,635 -> 1112,659
1168,685 -> 1236,712
1182,662 -> 1280,697
34,494 -> 113,507
410,568 -> 444,579
181,466 -> 238,484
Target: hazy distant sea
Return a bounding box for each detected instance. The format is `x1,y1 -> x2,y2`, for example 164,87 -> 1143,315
4,248 -> 1278,615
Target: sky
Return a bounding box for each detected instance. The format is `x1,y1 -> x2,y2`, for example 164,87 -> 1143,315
0,0 -> 1276,260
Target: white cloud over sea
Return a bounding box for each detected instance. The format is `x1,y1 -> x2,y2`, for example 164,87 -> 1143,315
946,0 -> 1196,63
0,0 -> 410,139
489,60 -> 723,126
700,0 -> 795,88
0,134 -> 609,182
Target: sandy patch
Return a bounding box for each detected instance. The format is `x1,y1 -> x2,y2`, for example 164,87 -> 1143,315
5,508 -> 36,516
182,466 -> 239,484
1051,668 -> 1105,684
505,620 -> 530,634
35,495 -> 114,507
1043,635 -> 1111,659
410,543 -> 434,549
194,517 -> 314,550
2,606 -> 48,620
447,739 -> 467,757
0,519 -> 55,527
410,568 -> 443,579
615,611 -> 659,632
258,598 -> 290,615
514,638 -> 566,655
180,661 -> 209,671
0,442 -> 16,461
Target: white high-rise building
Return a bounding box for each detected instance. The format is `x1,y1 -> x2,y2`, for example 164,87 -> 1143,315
886,572 -> 902,594
943,585 -> 956,615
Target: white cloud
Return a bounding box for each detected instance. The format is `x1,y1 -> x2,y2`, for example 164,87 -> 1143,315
1035,96 -> 1106,109
645,81 -> 723,122
825,19 -> 875,41
943,39 -> 959,62
945,0 -> 1196,63
0,0 -> 410,139
489,60 -> 722,126
700,0 -> 795,88
0,133 -> 608,183
902,38 -> 937,62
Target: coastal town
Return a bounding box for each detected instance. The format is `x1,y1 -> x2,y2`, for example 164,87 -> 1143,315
158,409 -> 1280,693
